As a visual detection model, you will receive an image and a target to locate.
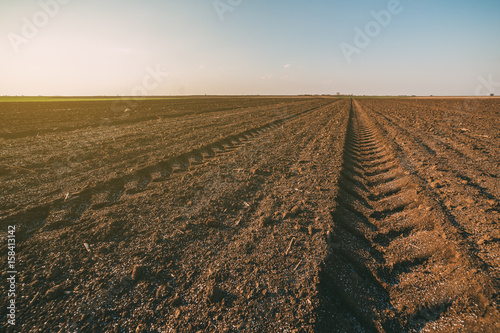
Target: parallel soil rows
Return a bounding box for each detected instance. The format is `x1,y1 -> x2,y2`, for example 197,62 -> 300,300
0,97 -> 311,139
0,98 -> 328,217
0,99 -> 350,332
361,99 -> 500,284
316,101 -> 499,332
1,101 -> 335,244
1,97 -> 499,332
367,99 -> 500,186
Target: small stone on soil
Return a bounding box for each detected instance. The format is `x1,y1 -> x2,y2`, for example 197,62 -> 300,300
170,294 -> 182,307
259,215 -> 272,228
206,284 -> 225,304
45,284 -> 64,300
131,265 -> 145,281
308,225 -> 313,236
205,217 -> 219,228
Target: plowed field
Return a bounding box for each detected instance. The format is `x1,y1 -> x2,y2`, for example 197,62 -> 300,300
1,97 -> 499,332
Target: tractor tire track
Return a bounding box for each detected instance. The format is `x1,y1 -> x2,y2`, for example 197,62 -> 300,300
363,102 -> 500,282
316,100 -> 499,332
0,101 -> 337,241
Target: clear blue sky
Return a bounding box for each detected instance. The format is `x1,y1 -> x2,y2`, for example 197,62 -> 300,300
1,0 -> 499,96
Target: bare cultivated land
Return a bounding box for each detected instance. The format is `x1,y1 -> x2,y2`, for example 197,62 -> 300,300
0,97 -> 499,332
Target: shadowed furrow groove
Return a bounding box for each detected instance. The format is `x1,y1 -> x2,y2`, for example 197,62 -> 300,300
316,100 -> 497,332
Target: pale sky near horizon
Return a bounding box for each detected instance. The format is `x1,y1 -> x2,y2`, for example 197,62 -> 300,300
1,0 -> 499,96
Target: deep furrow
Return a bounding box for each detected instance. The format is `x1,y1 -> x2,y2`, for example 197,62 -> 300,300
317,100 -> 498,332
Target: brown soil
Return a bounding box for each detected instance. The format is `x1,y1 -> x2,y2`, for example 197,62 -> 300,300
0,97 -> 499,332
